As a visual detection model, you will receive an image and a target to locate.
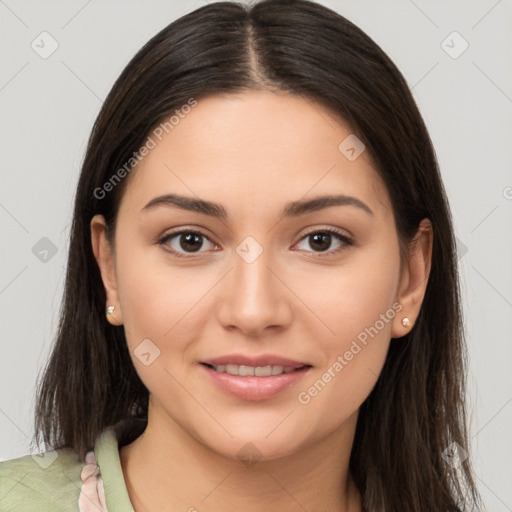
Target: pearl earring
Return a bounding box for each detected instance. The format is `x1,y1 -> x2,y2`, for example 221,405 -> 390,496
402,317 -> 410,327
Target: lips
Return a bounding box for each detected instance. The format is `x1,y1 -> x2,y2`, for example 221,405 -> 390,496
199,353 -> 313,401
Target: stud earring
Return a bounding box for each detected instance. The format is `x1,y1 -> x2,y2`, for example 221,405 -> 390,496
402,317 -> 410,327
106,305 -> 115,319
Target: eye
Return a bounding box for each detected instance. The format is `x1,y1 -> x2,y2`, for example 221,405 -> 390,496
158,227 -> 353,259
158,229 -> 217,258
294,228 -> 353,257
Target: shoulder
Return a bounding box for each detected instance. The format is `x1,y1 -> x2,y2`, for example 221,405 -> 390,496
0,447 -> 83,511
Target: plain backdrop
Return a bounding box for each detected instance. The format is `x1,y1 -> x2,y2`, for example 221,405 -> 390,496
1,0 -> 511,510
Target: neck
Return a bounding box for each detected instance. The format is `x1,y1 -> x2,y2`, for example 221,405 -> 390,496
119,404 -> 362,512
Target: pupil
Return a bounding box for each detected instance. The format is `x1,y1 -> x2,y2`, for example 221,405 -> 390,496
310,233 -> 331,252
180,233 -> 202,252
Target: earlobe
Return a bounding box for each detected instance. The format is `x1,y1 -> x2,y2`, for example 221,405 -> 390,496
90,214 -> 123,326
391,218 -> 433,338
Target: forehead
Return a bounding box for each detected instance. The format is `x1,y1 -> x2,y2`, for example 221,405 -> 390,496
118,90 -> 392,221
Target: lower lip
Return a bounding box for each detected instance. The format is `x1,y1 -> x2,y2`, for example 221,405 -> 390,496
199,363 -> 312,401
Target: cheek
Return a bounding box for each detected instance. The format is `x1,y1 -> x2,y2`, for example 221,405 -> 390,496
295,300 -> 395,437
300,235 -> 400,347
114,240 -> 216,393
115,265 -> 195,404
114,231 -> 209,339
295,242 -> 400,422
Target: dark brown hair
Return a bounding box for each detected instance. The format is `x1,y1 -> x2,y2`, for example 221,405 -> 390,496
33,0 -> 481,510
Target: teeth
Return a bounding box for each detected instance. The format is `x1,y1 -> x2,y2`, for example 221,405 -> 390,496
211,364 -> 300,376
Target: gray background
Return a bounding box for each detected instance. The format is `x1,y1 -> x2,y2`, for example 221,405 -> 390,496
1,0 -> 511,510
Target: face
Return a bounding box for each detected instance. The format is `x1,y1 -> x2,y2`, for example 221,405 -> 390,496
92,90 -> 419,462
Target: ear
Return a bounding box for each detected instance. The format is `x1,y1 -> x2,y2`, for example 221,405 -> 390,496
90,214 -> 123,326
391,218 -> 433,338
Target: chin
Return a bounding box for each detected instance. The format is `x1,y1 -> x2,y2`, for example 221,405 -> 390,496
202,430 -> 309,465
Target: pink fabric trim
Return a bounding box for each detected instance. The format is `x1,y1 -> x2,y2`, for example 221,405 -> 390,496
78,450 -> 108,511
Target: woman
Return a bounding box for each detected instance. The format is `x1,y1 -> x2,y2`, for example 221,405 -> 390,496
0,0 -> 482,510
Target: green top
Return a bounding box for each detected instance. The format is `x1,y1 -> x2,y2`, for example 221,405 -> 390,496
0,427 -> 135,511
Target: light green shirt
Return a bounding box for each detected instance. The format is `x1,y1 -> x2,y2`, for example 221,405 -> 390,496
0,427 -> 135,511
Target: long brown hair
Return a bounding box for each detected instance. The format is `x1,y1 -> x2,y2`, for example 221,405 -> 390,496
33,1 -> 481,509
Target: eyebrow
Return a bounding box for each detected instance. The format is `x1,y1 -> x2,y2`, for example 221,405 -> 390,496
141,193 -> 374,219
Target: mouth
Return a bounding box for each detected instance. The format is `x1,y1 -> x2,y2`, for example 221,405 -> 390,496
198,362 -> 313,401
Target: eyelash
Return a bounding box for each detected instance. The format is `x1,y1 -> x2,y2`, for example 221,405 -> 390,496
158,227 -> 353,259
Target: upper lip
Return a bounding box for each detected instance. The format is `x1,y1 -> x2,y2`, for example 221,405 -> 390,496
201,354 -> 310,368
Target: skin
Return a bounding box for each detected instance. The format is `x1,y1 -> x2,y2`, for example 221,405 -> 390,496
91,90 -> 432,512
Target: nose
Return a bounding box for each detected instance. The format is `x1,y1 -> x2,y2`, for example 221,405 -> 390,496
215,244 -> 293,338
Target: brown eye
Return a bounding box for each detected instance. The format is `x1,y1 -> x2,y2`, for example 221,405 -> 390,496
159,230 -> 217,258
295,229 -> 353,256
